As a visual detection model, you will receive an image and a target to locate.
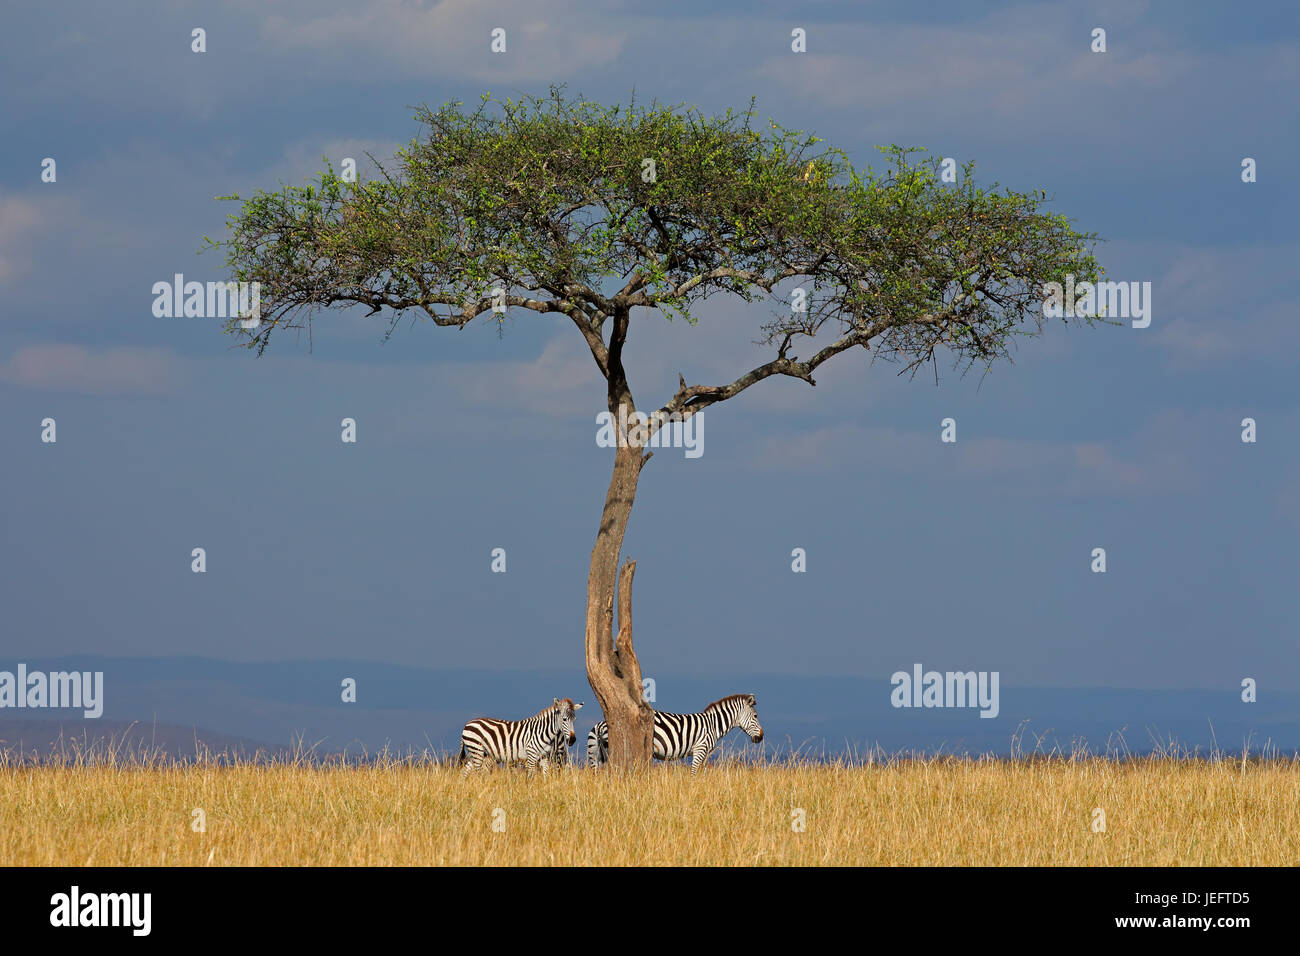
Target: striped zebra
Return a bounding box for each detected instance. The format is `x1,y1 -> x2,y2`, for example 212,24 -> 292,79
587,694 -> 764,773
459,698 -> 582,776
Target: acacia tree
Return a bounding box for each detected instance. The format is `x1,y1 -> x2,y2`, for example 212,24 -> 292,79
214,88 -> 1100,768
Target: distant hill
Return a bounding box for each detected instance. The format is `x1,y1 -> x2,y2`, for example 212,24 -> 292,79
1,656 -> 1295,761
0,717 -> 299,764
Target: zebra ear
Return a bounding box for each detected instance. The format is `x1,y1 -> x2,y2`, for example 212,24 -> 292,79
553,697 -> 560,706
574,701 -> 583,711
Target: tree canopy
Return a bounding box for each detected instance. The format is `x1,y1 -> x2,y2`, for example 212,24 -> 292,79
214,86 -> 1100,409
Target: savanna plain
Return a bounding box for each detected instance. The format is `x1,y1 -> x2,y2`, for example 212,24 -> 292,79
2,749 -> 1297,866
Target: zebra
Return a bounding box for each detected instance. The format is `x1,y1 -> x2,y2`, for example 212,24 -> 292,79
458,697 -> 582,776
586,694 -> 763,773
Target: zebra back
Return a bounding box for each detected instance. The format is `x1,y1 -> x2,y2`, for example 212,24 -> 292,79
588,694 -> 763,769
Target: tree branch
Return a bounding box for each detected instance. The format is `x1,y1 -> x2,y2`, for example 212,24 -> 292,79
653,311 -> 957,426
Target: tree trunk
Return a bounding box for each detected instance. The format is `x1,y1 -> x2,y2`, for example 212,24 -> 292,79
585,441 -> 655,768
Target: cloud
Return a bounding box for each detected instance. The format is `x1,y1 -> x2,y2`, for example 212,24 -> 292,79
0,196 -> 59,285
0,345 -> 181,395
443,335 -> 604,419
258,0 -> 626,83
749,422 -> 1176,497
1149,243 -> 1300,368
748,4 -> 1294,157
2,1 -> 628,120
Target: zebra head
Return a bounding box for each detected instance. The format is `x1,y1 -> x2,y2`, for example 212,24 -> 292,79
552,697 -> 583,746
737,693 -> 764,743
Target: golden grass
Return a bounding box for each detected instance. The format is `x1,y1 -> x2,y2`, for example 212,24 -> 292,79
2,753 -> 1297,865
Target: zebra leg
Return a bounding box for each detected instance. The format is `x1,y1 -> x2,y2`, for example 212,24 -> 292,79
690,744 -> 713,774
460,747 -> 481,777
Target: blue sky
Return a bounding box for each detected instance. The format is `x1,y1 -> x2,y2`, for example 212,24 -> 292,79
1,0 -> 1297,728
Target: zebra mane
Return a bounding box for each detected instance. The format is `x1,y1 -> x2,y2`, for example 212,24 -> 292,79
532,698 -> 575,720
705,693 -> 753,711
